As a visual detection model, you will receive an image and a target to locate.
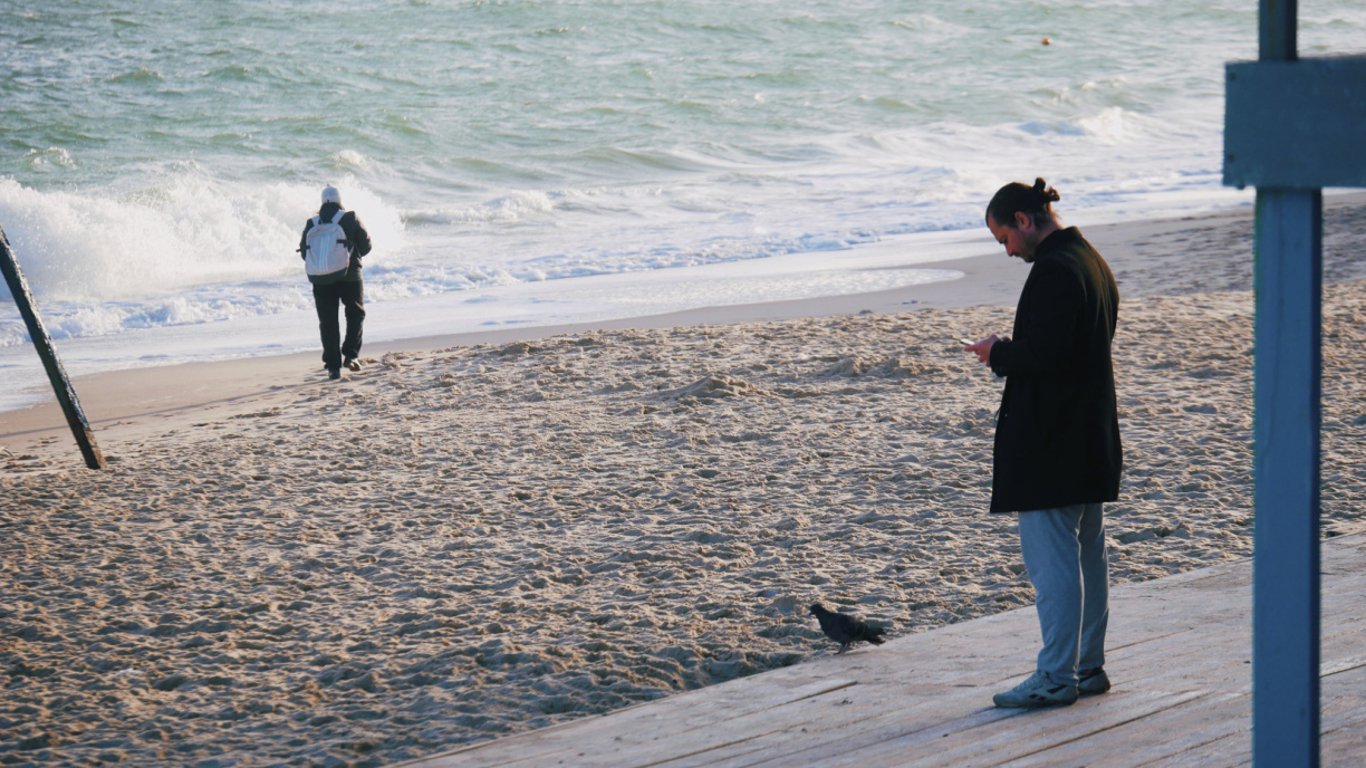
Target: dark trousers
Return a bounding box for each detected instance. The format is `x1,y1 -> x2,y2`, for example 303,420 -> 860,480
312,279 -> 365,370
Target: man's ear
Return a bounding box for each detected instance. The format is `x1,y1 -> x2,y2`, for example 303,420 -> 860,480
1014,210 -> 1033,231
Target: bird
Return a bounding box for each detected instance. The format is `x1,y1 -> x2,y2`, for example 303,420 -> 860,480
809,603 -> 887,653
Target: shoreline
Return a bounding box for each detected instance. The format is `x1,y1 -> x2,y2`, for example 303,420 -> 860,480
4,191 -> 1366,455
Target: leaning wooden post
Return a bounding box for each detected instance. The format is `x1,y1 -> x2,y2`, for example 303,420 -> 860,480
0,224 -> 105,469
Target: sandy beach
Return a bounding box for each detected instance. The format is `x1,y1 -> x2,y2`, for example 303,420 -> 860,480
3,198 -> 1365,767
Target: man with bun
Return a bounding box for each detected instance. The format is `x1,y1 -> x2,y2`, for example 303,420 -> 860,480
964,178 -> 1121,708
300,185 -> 372,380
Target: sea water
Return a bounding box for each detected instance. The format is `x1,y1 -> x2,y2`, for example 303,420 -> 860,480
2,1 -> 1364,411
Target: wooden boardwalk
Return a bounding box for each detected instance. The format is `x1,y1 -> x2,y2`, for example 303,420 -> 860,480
398,532 -> 1366,767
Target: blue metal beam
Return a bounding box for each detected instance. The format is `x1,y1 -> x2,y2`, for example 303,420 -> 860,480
1251,189 -> 1322,767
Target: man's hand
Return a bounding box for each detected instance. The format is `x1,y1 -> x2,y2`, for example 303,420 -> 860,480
963,334 -> 1000,365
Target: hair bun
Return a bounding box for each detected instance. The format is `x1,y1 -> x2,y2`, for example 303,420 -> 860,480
985,177 -> 1062,227
1033,177 -> 1061,203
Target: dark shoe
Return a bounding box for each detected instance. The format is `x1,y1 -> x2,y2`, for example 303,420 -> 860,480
1078,667 -> 1111,696
343,357 -> 360,371
993,671 -> 1078,708
328,367 -> 341,380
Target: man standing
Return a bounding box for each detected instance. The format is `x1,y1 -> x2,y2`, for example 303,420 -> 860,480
965,177 -> 1122,708
300,185 -> 372,380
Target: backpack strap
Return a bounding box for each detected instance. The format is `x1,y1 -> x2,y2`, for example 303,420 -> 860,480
330,209 -> 351,252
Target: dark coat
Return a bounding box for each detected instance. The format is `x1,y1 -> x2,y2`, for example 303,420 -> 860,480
987,227 -> 1121,513
299,202 -> 372,282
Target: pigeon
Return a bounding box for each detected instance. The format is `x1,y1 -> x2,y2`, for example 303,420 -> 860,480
809,603 -> 887,653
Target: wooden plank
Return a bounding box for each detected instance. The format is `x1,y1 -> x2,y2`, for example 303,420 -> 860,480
508,684 -> 870,768
1320,664 -> 1366,768
397,533 -> 1366,768
435,613 -> 1110,768
808,691 -> 1207,768
445,655 -> 1023,768
415,677 -> 861,768
1138,730 -> 1251,768
645,602 -> 1272,768
994,693 -> 1248,768
640,683 -> 1022,767
670,622 -> 1259,768
690,706 -> 1020,768
1123,665 -> 1366,768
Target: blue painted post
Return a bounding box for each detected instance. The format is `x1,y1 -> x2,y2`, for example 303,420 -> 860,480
1252,190 -> 1321,766
1253,209 -> 1324,748
1259,0 -> 1296,61
1251,3 -> 1321,767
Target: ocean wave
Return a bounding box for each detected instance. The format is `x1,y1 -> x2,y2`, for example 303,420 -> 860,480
0,173 -> 405,302
1077,107 -> 1145,144
107,67 -> 163,85
1014,106 -> 1157,144
331,150 -> 372,171
0,287 -> 313,347
405,190 -> 560,226
23,147 -> 77,172
0,208 -> 907,348
571,146 -> 720,176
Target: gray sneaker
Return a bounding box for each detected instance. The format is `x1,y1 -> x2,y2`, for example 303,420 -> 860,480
993,671 -> 1079,708
1078,667 -> 1111,696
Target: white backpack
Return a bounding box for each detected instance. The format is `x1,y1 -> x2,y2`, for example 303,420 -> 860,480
304,209 -> 351,284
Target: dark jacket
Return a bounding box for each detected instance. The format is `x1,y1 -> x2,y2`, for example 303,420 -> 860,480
299,202 -> 372,282
987,226 -> 1121,513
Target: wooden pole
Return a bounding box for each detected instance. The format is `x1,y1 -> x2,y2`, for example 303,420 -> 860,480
0,224 -> 105,470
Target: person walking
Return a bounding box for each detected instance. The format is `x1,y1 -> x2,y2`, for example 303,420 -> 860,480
964,177 -> 1122,708
300,185 -> 372,380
